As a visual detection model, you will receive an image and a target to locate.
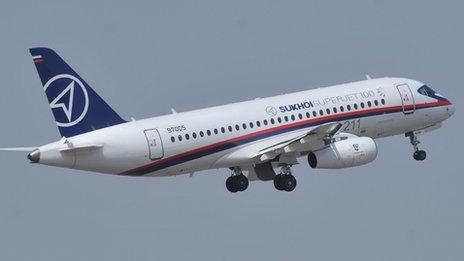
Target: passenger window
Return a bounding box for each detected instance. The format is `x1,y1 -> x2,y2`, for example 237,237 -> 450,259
221,127 -> 225,133
354,103 -> 358,110
291,115 -> 296,121
264,119 -> 269,125
270,118 -> 275,124
185,133 -> 190,140
347,105 -> 351,111
367,101 -> 372,107
381,99 -> 385,105
277,117 -> 282,123
333,107 -> 337,113
178,135 -> 183,141
298,113 -> 303,120
235,124 -> 240,131
360,102 -> 365,108
192,132 -> 197,139
171,136 -> 175,143
284,116 -> 288,122
319,109 -> 324,116
249,122 -> 254,128
326,108 -> 330,115
374,100 -> 379,106
312,111 -> 317,117
306,112 -> 310,118
200,131 -> 204,137
242,123 -> 247,130
214,129 -> 218,135
228,126 -> 232,132
207,130 -> 211,136
340,106 -> 344,112
256,121 -> 261,127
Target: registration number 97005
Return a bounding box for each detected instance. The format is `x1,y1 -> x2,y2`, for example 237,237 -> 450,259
167,125 -> 187,133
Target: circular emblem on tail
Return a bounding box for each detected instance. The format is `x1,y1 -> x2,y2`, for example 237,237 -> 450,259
43,74 -> 89,127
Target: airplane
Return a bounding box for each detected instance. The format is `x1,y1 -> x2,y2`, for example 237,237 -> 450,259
0,48 -> 455,192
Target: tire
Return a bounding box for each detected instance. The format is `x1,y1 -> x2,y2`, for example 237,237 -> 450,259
273,174 -> 283,191
282,175 -> 297,192
236,175 -> 249,191
226,176 -> 238,193
413,150 -> 427,161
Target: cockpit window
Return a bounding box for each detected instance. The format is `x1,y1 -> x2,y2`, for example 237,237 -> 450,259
417,85 -> 448,101
417,85 -> 436,97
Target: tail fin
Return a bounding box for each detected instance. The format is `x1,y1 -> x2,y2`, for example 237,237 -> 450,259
29,47 -> 126,137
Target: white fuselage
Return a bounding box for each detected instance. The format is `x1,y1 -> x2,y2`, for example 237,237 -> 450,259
35,77 -> 454,176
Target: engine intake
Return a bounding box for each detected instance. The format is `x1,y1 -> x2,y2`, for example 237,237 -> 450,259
307,137 -> 378,169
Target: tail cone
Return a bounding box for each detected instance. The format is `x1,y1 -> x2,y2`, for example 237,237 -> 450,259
27,149 -> 40,163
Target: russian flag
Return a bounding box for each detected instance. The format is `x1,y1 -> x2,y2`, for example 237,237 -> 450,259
32,55 -> 44,64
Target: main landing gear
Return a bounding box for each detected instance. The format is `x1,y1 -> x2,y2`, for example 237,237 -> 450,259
226,167 -> 249,193
273,165 -> 297,192
406,132 -> 427,161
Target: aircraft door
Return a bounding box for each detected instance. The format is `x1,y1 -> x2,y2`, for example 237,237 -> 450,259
144,129 -> 164,160
396,84 -> 415,114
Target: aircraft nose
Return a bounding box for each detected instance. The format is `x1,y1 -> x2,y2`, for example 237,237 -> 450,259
27,149 -> 40,163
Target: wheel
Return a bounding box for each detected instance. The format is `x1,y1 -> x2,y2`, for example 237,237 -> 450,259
236,175 -> 249,191
413,150 -> 426,161
226,176 -> 238,193
274,174 -> 284,190
282,175 -> 297,192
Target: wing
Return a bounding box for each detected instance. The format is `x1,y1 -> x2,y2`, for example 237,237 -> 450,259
215,121 -> 356,172
215,121 -> 361,181
251,122 -> 343,163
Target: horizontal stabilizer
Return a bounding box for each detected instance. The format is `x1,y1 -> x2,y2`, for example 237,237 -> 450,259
0,147 -> 36,151
59,144 -> 103,152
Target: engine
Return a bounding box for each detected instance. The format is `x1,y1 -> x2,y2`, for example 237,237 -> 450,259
307,137 -> 378,169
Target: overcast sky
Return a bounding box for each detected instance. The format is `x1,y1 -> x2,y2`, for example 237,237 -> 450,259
0,1 -> 463,260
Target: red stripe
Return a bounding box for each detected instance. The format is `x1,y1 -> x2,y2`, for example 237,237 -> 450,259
33,58 -> 44,64
121,100 -> 450,175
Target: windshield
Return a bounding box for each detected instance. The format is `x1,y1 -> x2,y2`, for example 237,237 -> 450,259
417,85 -> 436,97
417,85 -> 448,101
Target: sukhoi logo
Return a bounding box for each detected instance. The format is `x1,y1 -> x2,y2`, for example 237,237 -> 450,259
279,102 -> 314,113
265,106 -> 278,116
44,74 -> 89,127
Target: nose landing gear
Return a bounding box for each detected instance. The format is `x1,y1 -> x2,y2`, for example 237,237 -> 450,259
226,167 -> 249,193
406,132 -> 427,161
273,165 -> 297,192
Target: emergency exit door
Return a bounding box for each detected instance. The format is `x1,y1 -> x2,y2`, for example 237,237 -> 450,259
144,129 -> 164,160
396,84 -> 415,114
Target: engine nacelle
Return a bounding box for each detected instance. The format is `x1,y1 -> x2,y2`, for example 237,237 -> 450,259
307,137 -> 378,169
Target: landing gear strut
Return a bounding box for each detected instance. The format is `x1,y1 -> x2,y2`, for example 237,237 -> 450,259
226,167 -> 249,193
273,165 -> 297,192
406,132 -> 427,161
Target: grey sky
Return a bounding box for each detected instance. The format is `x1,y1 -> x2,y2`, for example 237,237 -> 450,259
0,1 -> 463,260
